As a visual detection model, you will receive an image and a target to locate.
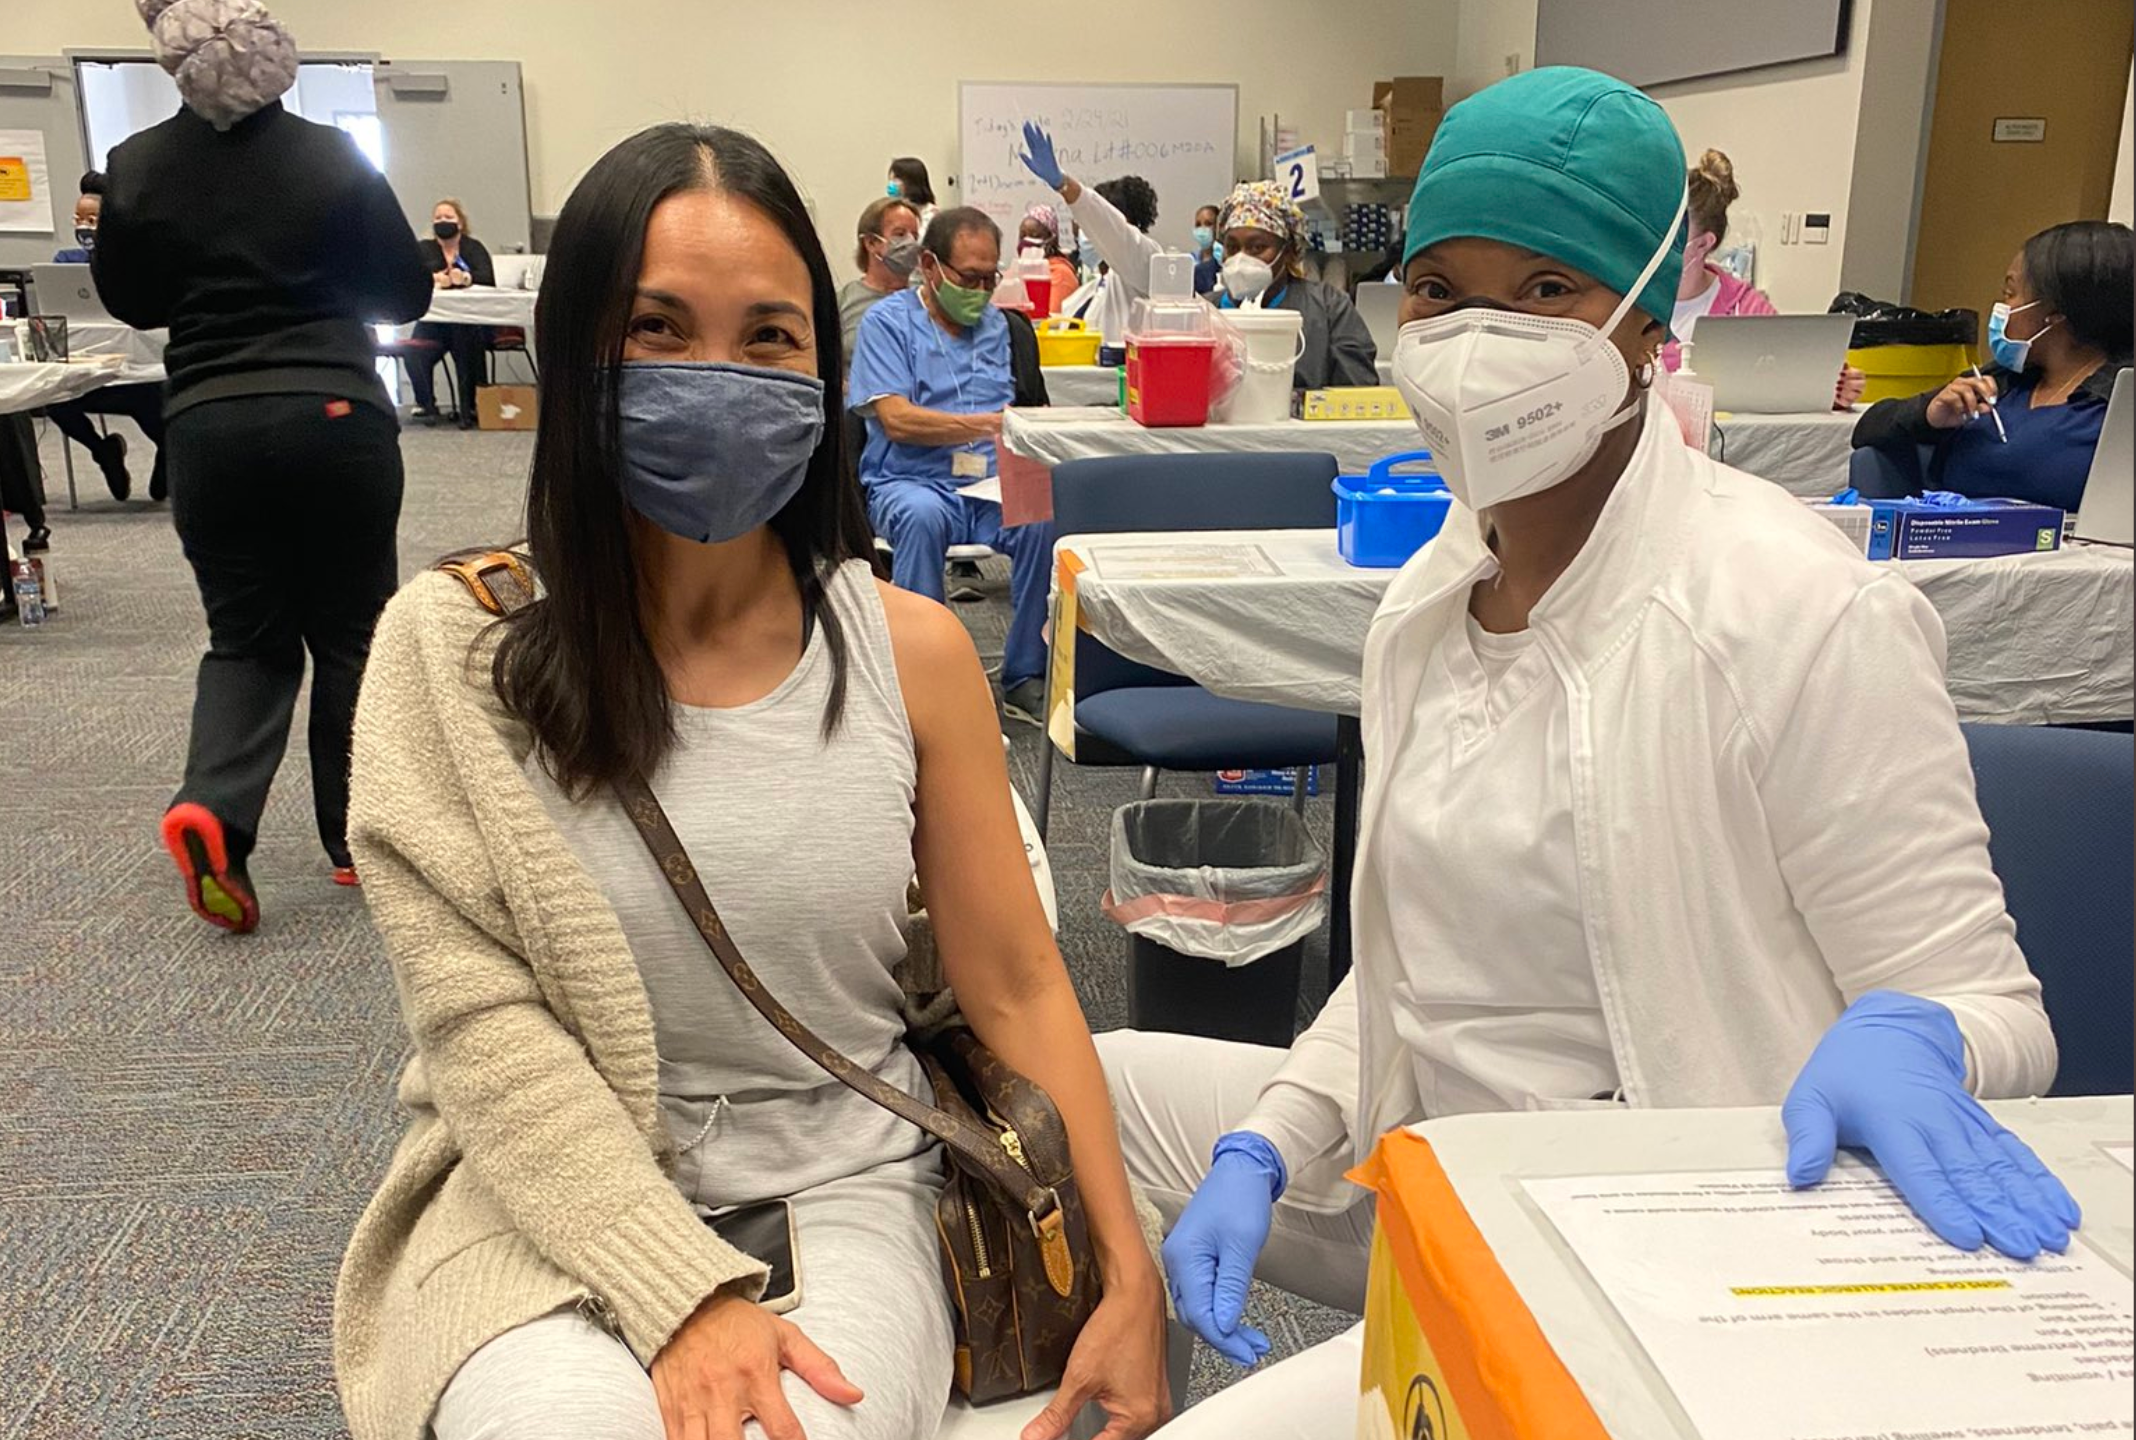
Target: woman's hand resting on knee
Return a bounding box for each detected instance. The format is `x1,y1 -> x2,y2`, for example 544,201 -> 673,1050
650,1292 -> 862,1440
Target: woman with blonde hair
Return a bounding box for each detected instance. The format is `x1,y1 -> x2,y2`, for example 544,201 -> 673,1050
411,196 -> 497,426
1670,147 -> 1863,406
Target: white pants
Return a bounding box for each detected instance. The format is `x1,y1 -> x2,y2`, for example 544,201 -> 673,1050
1096,1030 -> 1372,1434
432,1152 -> 953,1440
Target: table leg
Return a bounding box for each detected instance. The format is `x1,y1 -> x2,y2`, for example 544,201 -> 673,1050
1329,715 -> 1363,995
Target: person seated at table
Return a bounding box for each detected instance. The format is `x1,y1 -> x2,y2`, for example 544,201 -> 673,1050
42,168 -> 170,500
1017,202 -> 1083,310
886,154 -> 939,232
1851,220 -> 2132,512
53,169 -> 104,263
1098,66 -> 2070,1435
839,195 -> 922,363
849,207 -> 1057,725
1668,148 -> 1864,409
1192,203 -> 1220,296
409,197 -> 494,427
1211,179 -> 1378,390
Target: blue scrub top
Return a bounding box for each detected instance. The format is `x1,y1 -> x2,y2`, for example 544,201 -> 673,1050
52,247 -> 90,264
1934,372 -> 2110,513
846,289 -> 1013,487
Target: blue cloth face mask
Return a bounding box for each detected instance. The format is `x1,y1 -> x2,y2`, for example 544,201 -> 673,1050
616,362 -> 825,544
1988,300 -> 2054,372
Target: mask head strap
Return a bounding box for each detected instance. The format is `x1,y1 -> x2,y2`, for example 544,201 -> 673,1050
1588,186 -> 1691,352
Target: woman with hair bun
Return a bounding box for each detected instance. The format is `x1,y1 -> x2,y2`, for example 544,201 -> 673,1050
1669,147 -> 1864,407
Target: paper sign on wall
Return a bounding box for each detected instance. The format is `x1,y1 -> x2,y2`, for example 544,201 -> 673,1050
1272,145 -> 1320,208
0,129 -> 53,233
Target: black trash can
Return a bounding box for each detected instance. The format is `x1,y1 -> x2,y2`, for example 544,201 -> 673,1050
1105,799 -> 1327,1047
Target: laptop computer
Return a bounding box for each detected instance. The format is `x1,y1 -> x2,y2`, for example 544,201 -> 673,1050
1354,282 -> 1405,360
1690,313 -> 1856,414
2073,367 -> 2133,546
29,263 -> 115,324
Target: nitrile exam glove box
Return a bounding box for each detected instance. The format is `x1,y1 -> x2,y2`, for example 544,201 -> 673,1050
1864,497 -> 2069,561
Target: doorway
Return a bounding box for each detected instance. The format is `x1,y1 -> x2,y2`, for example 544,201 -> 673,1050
1908,0 -> 2132,336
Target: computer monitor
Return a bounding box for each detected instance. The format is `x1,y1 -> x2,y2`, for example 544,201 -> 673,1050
1690,314 -> 1856,414
2073,368 -> 2133,546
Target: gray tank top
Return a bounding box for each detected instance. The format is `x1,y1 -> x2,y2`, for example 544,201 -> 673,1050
527,560 -> 931,1207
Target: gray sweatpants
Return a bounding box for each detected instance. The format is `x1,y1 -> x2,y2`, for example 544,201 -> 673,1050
432,1150 -> 954,1440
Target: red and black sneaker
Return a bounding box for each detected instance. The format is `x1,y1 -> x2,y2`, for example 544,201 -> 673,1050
160,803 -> 260,934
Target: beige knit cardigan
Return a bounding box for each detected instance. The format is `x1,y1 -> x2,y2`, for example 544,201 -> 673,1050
332,572 -> 772,1440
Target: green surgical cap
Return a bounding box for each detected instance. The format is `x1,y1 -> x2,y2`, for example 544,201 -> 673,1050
1403,66 -> 1687,333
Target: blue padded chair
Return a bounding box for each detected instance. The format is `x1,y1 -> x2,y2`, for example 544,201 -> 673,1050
1847,442 -> 1936,500
1035,452 -> 1343,838
1962,723 -> 2135,1097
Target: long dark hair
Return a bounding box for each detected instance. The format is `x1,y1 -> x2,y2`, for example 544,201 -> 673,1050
493,123 -> 875,797
889,156 -> 936,207
2021,220 -> 2134,360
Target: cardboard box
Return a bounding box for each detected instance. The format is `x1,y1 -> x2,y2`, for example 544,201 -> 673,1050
1864,497 -> 2068,560
1214,767 -> 1321,797
1343,132 -> 1387,159
1346,108 -> 1384,133
1374,76 -> 1446,178
1353,1130 -> 1609,1438
1350,157 -> 1389,179
476,384 -> 538,431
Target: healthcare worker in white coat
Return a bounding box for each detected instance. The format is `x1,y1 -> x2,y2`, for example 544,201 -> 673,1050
1101,66 -> 2074,1434
1017,122 -> 1161,354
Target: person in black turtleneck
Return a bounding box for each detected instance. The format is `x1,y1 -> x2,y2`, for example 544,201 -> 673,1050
94,0 -> 430,933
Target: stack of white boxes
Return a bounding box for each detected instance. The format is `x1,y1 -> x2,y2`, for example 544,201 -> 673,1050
1343,108 -> 1388,179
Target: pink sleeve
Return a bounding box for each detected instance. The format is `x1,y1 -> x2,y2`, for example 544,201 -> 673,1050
1716,272 -> 1781,317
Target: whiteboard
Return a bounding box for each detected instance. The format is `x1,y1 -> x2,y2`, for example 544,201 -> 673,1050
959,82 -> 1237,254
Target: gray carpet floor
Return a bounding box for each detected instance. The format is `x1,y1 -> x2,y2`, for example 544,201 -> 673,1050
0,415 -> 1352,1439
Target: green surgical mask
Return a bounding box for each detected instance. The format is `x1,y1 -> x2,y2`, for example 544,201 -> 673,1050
931,270 -> 992,327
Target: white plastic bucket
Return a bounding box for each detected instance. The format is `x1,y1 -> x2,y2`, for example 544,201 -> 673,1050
1213,308 -> 1305,424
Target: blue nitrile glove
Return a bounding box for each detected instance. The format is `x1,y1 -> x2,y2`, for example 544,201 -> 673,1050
1783,990 -> 2081,1260
1018,122 -> 1066,191
1161,1132 -> 1285,1367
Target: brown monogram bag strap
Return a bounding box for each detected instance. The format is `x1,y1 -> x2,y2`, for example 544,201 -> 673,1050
610,773 -> 1062,1223
431,554 -> 1064,1226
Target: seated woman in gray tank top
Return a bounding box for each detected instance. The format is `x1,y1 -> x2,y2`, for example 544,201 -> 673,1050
332,124 -> 1168,1440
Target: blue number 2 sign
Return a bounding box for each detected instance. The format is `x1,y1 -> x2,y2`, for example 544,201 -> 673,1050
1272,145 -> 1319,206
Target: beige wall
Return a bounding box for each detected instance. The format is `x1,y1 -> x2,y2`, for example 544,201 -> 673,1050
2112,63 -> 2134,226
11,0 -> 1455,246
1450,0 -> 1936,312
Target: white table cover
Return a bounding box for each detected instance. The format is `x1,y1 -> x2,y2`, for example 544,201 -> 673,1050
0,357 -> 129,415
1059,529 -> 2136,725
1717,408 -> 1859,498
1006,407 -> 1423,481
9,318 -> 165,385
419,286 -> 537,327
1407,1097 -> 2132,1439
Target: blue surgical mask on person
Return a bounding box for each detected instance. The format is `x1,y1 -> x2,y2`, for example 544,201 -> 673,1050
887,179 -> 903,198
1192,225 -> 1214,252
1987,300 -> 2054,372
615,362 -> 825,544
1078,236 -> 1100,271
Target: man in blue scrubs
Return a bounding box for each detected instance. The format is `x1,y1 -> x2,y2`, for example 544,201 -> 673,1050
849,208 -> 1057,723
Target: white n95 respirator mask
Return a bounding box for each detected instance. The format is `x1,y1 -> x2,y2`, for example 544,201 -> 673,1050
1390,189 -> 1687,512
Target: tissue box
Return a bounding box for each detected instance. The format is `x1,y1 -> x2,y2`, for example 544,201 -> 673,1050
1864,497 -> 2069,560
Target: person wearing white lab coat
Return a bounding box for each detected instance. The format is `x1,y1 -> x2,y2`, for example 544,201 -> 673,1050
1016,124 -> 1163,351
1103,66 -> 2071,1436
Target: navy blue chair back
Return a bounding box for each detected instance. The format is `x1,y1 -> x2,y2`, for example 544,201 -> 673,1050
1962,723 -> 2135,1097
1051,452 -> 1340,700
1847,443 -> 1934,500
